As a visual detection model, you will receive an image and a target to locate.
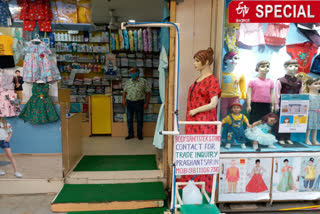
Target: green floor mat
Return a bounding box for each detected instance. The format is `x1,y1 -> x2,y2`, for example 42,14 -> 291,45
181,204 -> 220,214
73,155 -> 158,171
53,182 -> 166,204
67,207 -> 168,214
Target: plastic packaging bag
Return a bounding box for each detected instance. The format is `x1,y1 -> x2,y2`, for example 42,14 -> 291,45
77,0 -> 92,23
182,180 -> 203,205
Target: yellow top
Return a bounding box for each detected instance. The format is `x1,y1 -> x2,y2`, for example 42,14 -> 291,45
0,35 -> 14,56
221,72 -> 246,99
305,165 -> 315,180
225,9 -> 240,29
222,113 -> 248,125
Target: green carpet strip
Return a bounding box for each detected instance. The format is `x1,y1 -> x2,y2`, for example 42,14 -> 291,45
53,182 -> 166,204
73,155 -> 158,171
181,205 -> 220,214
67,207 -> 168,214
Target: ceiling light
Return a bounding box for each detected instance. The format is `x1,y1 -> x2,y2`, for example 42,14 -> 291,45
128,20 -> 136,23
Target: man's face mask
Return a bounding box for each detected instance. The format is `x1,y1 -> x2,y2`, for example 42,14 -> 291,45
129,72 -> 139,79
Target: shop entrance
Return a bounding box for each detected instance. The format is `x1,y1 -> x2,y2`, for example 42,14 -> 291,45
54,1 -> 169,213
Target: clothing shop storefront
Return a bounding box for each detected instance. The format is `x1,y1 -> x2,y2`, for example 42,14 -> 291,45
1,0 -> 320,213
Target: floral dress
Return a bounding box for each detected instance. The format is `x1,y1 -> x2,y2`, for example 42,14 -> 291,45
19,0 -> 52,32
23,41 -> 61,83
0,0 -> 11,27
178,75 -> 221,193
19,83 -> 59,124
185,75 -> 221,134
0,73 -> 20,117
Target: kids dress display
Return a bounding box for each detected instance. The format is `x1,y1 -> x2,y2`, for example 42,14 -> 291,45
0,72 -> 19,117
23,41 -> 61,83
19,83 -> 59,124
0,0 -> 11,27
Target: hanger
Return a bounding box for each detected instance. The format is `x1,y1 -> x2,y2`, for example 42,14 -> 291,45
31,34 -> 41,44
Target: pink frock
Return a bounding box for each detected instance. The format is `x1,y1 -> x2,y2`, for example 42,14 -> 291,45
264,23 -> 290,46
237,23 -> 265,46
0,74 -> 19,117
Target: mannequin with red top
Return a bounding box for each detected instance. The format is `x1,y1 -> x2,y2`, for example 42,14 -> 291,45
178,47 -> 221,194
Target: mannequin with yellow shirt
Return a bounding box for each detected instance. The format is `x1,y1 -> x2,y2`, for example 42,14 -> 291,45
220,51 -> 246,119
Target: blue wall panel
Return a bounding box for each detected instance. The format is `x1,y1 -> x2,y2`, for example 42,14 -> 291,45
2,105 -> 62,154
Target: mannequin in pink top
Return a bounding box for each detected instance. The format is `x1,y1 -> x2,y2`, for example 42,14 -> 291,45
247,61 -> 275,123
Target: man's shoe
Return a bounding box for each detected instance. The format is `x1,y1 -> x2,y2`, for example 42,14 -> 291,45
138,137 -> 143,140
125,136 -> 134,140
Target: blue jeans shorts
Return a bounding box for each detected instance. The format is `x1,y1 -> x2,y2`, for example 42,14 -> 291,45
0,140 -> 10,149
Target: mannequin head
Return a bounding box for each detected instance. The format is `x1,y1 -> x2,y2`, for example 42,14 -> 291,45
230,102 -> 242,115
193,47 -> 214,71
283,159 -> 289,166
223,51 -> 239,68
306,77 -> 320,93
261,113 -> 279,126
284,60 -> 298,76
256,60 -> 270,74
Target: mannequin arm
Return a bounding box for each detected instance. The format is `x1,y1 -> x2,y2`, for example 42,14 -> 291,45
275,80 -> 281,111
189,95 -> 218,116
239,74 -> 247,99
270,88 -> 275,112
246,87 -> 252,113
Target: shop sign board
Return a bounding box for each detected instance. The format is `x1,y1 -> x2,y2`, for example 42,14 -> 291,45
228,1 -> 320,23
174,135 -> 221,175
279,94 -> 309,133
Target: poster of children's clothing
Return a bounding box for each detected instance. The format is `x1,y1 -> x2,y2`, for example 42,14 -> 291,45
218,158 -> 272,202
279,94 -> 309,133
272,156 -> 320,200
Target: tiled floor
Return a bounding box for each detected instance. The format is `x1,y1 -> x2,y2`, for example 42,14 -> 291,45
0,194 -> 65,214
0,154 -> 62,179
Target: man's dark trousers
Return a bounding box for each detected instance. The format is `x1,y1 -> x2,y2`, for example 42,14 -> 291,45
126,99 -> 144,138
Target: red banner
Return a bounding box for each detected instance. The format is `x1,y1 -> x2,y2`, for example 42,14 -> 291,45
229,1 -> 320,23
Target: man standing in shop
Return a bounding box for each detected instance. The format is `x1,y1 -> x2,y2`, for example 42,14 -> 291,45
122,67 -> 151,140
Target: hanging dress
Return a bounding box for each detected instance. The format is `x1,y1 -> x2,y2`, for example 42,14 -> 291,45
23,41 -> 61,83
19,0 -> 52,32
19,83 -> 59,124
0,0 -> 12,27
0,73 -> 19,117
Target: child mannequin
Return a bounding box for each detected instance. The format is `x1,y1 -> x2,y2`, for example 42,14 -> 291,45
0,118 -> 22,178
220,51 -> 246,119
245,113 -> 279,150
247,61 -> 274,123
222,102 -> 251,149
305,78 -> 320,145
275,60 -> 302,145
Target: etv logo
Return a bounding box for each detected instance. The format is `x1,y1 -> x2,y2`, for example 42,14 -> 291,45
236,2 -> 249,17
